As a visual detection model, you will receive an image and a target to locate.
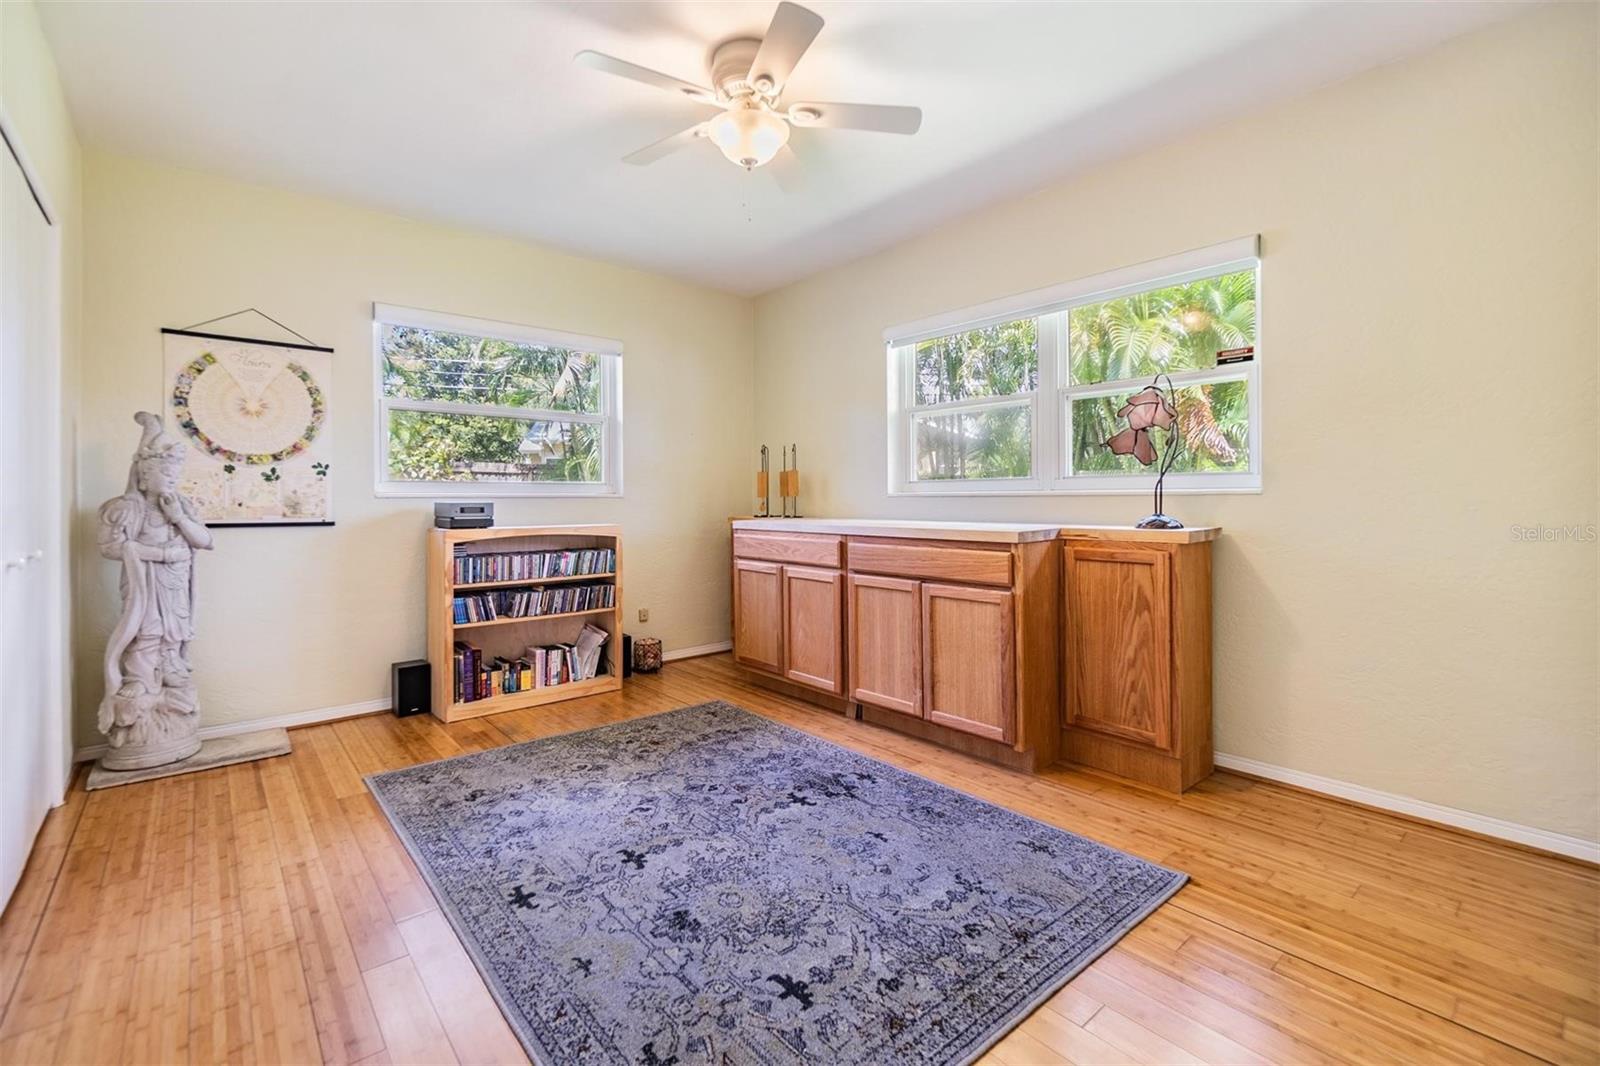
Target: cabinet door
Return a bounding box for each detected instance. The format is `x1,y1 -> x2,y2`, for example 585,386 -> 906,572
1064,545 -> 1173,750
921,583 -> 1016,743
733,558 -> 784,674
847,574 -> 921,716
783,566 -> 844,694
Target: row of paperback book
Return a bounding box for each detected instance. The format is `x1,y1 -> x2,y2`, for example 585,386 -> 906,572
452,624 -> 610,702
453,546 -> 616,585
451,583 -> 615,624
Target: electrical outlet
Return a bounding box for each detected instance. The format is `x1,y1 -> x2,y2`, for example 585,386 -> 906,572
637,608 -> 650,623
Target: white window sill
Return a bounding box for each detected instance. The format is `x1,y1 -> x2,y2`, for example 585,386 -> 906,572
891,476 -> 1261,497
375,482 -> 622,500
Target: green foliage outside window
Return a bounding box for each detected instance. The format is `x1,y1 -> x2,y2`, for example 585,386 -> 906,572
915,406 -> 1032,480
914,319 -> 1037,406
1069,270 -> 1254,475
381,324 -> 604,483
913,319 -> 1037,479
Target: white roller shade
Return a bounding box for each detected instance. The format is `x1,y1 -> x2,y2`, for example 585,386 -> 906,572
373,302 -> 623,357
883,234 -> 1260,348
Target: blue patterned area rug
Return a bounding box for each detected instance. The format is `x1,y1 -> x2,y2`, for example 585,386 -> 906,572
367,701 -> 1185,1065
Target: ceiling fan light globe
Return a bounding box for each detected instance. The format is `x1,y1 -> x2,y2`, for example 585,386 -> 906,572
706,106 -> 791,169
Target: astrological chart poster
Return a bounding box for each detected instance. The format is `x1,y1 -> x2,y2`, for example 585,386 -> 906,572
162,328 -> 334,525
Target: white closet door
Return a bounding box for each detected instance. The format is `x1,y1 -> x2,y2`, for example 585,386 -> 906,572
0,134 -> 63,910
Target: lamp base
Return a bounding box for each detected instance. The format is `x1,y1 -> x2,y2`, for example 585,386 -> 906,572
1135,513 -> 1185,530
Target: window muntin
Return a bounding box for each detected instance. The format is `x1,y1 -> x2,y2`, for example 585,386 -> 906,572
374,306 -> 621,496
886,240 -> 1260,495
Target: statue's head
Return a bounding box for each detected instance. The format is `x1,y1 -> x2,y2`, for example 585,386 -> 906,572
130,412 -> 186,497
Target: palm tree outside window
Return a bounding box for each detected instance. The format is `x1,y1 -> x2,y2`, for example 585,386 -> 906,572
887,237 -> 1260,495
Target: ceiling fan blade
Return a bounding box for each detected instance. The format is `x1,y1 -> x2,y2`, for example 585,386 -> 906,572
748,2 -> 824,95
765,144 -> 807,194
574,50 -> 718,105
787,101 -> 922,135
622,123 -> 707,166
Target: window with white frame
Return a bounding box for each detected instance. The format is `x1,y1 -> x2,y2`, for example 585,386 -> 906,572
373,304 -> 622,496
886,237 -> 1260,494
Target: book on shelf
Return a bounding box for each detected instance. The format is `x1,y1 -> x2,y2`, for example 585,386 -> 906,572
451,583 -> 615,624
450,624 -> 611,704
452,546 -> 616,585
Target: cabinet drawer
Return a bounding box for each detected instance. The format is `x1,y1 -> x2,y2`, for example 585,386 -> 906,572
733,531 -> 842,567
846,539 -> 1012,587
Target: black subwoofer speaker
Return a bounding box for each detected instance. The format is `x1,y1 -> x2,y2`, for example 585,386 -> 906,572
391,659 -> 431,717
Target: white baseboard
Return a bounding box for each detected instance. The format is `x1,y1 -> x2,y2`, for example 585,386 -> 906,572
1214,752 -> 1599,864
73,696 -> 391,764
663,641 -> 732,662
70,646 -> 737,763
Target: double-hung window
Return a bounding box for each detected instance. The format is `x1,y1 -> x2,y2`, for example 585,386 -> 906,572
887,236 -> 1260,494
373,304 -> 622,497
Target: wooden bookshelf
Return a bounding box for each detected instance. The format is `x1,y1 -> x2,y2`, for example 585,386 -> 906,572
426,524 -> 623,722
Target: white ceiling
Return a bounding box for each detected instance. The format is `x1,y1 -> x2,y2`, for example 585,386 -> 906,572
38,1 -> 1523,295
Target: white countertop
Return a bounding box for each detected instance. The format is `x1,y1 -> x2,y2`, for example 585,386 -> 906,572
730,517 -> 1220,545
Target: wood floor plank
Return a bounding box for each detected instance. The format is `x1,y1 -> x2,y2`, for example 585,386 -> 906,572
1068,966 -> 1269,1064
299,724 -> 371,801
0,774 -> 86,1018
1085,1006 -> 1206,1065
337,794 -> 434,925
279,858 -> 385,1063
362,956 -> 457,1065
395,910 -> 528,1065
190,910 -> 256,1065
291,739 -> 407,972
0,652 -> 1592,1065
0,836 -> 108,1040
246,941 -> 321,1065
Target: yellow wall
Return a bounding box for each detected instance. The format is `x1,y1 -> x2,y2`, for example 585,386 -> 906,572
75,152 -> 754,747
2,0 -> 83,777
752,5 -> 1599,841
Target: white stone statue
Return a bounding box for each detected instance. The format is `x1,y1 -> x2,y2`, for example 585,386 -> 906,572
97,411 -> 214,770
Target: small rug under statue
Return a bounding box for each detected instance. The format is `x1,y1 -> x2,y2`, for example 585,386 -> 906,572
367,701 -> 1185,1065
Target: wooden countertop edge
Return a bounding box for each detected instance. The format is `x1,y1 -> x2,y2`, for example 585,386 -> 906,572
728,518 -> 1220,545
1055,524 -> 1220,544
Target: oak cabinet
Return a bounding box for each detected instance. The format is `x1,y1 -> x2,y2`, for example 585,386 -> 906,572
922,583 -> 1015,743
732,558 -> 784,674
1061,538 -> 1212,792
1063,546 -> 1172,750
846,574 -> 922,717
783,565 -> 844,694
738,531 -> 1059,764
732,538 -> 846,698
731,520 -> 1214,791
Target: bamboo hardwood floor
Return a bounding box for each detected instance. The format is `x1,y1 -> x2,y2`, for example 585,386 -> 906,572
1,652 -> 1596,1065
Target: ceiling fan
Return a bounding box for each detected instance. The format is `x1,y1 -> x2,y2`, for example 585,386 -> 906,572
575,1 -> 922,172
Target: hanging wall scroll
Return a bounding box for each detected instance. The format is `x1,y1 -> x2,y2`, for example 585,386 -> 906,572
162,319 -> 334,527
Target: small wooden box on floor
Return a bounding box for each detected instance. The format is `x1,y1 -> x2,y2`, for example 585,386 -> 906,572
427,524 -> 623,722
729,519 -> 1216,791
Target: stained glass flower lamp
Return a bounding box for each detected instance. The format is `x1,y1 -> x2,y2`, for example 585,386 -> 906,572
1105,375 -> 1184,530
